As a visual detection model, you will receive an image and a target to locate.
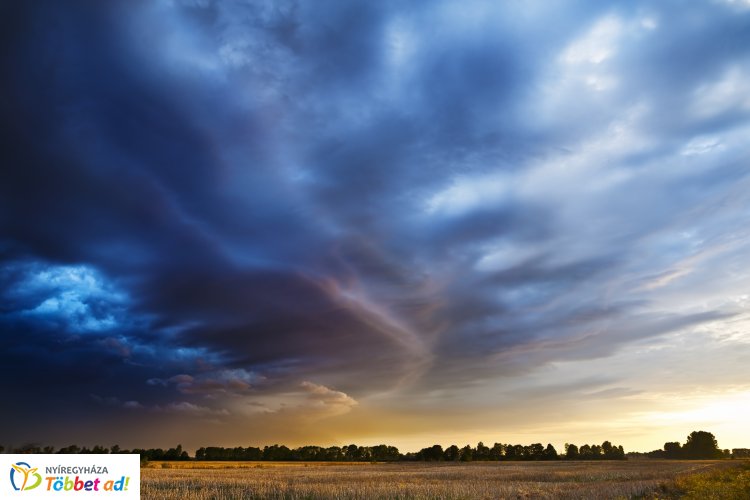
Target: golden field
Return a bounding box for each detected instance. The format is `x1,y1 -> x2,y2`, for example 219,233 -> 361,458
141,459 -> 749,499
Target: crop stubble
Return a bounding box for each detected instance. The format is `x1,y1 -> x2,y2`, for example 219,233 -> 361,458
141,459 -> 739,499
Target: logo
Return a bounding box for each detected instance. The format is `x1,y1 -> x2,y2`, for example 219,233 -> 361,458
10,462 -> 42,491
5,454 -> 139,498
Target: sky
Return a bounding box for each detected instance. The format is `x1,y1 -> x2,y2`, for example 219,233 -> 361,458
2,0 -> 750,454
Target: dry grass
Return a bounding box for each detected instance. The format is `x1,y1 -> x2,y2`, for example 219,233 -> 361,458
672,460 -> 750,499
140,459 -> 741,499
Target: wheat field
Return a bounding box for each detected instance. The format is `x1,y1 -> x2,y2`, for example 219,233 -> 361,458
140,459 -> 741,499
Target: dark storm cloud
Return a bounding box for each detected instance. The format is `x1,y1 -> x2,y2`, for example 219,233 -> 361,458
2,0 -> 750,445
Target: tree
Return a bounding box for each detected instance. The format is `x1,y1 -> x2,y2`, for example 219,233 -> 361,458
565,443 -> 579,460
524,443 -> 545,461
683,431 -> 721,459
489,443 -> 504,461
444,445 -> 460,461
344,444 -> 360,461
263,444 -> 291,461
417,444 -> 444,461
370,445 -> 399,462
505,444 -> 524,460
543,443 -> 558,460
164,445 -> 183,460
475,442 -> 490,461
358,446 -> 372,461
600,441 -> 625,460
664,442 -> 682,459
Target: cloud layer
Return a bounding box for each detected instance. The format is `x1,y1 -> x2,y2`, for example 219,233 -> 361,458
2,0 -> 750,451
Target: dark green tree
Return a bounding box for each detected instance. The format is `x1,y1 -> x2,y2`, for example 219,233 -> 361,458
543,443 -> 558,460
370,445 -> 399,461
664,442 -> 682,459
489,443 -> 504,461
444,445 -> 461,461
524,443 -> 545,460
417,444 -> 444,461
565,443 -> 579,460
344,444 -> 360,461
506,444 -> 524,460
164,444 -> 183,460
263,444 -> 292,461
475,442 -> 490,460
683,431 -> 721,459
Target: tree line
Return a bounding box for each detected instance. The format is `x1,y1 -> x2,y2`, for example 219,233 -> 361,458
5,431 -> 740,461
406,441 -> 626,461
628,431 -> 745,460
1,441 -> 625,462
196,444 -> 401,462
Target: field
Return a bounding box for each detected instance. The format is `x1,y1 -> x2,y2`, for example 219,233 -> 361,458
141,459 -> 749,499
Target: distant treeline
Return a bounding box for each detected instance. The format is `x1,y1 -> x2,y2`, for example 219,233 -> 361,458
627,431 -> 747,460
1,441 -> 626,461
5,430 -> 742,461
196,444 -> 401,462
408,441 -> 625,461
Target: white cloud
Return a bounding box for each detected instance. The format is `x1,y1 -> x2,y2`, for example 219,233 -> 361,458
714,0 -> 750,10
300,381 -> 358,416
385,18 -> 418,70
681,136 -> 724,156
425,173 -> 514,217
475,242 -> 541,273
691,65 -> 750,119
640,16 -> 658,30
561,15 -> 623,65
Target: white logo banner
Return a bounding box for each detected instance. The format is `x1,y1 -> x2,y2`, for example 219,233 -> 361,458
5,454 -> 139,499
